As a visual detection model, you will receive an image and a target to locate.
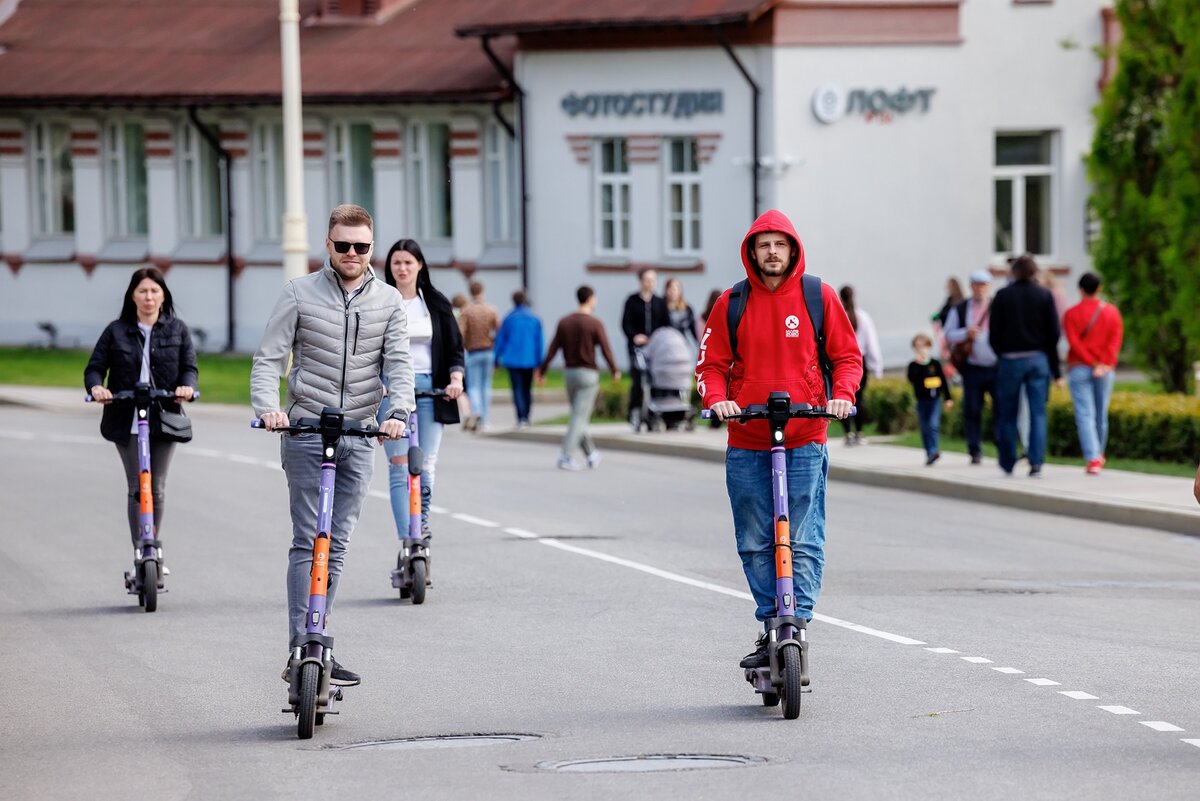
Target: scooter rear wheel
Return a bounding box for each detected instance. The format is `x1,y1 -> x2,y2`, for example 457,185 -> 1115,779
297,662 -> 319,740
411,559 -> 427,605
141,561 -> 158,613
780,644 -> 802,720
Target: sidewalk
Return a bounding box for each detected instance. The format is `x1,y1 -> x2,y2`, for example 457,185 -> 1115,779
4,384 -> 1198,536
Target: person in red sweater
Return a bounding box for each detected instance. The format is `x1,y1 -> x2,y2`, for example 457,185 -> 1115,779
696,209 -> 861,668
1063,272 -> 1124,474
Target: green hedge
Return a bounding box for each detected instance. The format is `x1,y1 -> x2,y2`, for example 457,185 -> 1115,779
864,378 -> 1199,463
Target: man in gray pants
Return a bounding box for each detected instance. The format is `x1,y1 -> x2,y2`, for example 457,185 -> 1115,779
251,204 -> 414,686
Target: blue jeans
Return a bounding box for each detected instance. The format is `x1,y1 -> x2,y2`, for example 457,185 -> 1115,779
726,444 -> 828,623
465,349 -> 495,427
916,397 -> 942,458
960,363 -> 996,458
281,431 -> 374,646
508,367 -> 534,424
378,373 -> 443,535
995,353 -> 1050,473
1068,366 -> 1115,462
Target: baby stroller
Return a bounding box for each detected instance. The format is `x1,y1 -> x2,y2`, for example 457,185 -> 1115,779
631,326 -> 697,432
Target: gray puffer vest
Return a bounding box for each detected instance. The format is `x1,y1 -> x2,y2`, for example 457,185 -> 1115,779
251,263 -> 415,424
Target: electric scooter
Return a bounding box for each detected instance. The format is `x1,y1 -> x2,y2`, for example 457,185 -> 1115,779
87,382 -> 198,612
253,407 -> 381,740
391,387 -> 444,604
704,392 -> 852,719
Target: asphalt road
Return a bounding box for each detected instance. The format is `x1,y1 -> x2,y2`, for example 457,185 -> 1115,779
3,401 -> 1200,800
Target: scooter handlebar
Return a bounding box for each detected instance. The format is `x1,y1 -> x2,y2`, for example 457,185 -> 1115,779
250,417 -> 382,438
700,404 -> 856,421
86,390 -> 200,402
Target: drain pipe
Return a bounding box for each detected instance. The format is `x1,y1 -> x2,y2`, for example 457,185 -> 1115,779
478,35 -> 529,290
187,107 -> 236,352
715,26 -> 760,221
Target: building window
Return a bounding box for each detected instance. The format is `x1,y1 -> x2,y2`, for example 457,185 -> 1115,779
32,121 -> 74,236
330,121 -> 375,218
993,132 -> 1055,257
105,122 -> 148,237
253,121 -> 285,240
666,137 -> 701,254
595,138 -> 630,254
484,121 -> 519,243
407,121 -> 452,240
178,122 -> 225,238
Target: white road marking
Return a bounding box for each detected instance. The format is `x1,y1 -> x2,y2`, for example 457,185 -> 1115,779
925,647 -> 959,654
226,454 -> 259,465
1026,678 -> 1061,686
1,431 -> 98,445
814,615 -> 926,645
0,430 -> 36,440
1059,691 -> 1100,700
1181,738 -> 1200,747
430,505 -> 448,514
188,447 -> 223,458
1142,722 -> 1185,732
503,527 -> 540,539
961,657 -> 994,664
993,667 -> 1025,674
1098,706 -> 1139,715
451,513 -> 500,528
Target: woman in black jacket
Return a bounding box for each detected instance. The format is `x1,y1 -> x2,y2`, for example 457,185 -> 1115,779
377,239 -> 465,540
84,267 -> 198,557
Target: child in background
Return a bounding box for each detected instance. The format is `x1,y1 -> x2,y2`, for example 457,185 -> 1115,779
907,333 -> 954,466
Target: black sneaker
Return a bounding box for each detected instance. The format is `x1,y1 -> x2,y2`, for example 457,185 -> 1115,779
970,453 -> 982,465
739,634 -> 770,669
330,658 -> 361,687
925,451 -> 940,466
1028,465 -> 1043,478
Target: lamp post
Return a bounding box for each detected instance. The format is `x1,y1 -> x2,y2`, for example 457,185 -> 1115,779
280,0 -> 308,280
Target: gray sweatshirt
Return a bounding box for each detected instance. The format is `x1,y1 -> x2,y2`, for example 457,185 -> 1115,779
251,262 -> 415,424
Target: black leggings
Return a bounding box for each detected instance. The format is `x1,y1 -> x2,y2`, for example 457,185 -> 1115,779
840,361 -> 868,435
115,437 -> 176,548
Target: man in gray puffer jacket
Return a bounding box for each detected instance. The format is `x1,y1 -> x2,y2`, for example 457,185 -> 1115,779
252,204 -> 414,687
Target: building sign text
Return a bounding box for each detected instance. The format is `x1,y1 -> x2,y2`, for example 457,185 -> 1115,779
562,91 -> 724,119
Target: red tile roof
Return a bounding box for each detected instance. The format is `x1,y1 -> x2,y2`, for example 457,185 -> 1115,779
0,0 -> 516,106
456,0 -> 775,36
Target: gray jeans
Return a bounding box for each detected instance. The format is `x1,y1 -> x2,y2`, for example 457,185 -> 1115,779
281,432 -> 375,646
115,437 -> 176,548
562,367 -> 600,460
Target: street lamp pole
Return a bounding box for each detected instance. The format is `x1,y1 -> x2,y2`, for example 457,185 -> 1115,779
280,0 -> 308,281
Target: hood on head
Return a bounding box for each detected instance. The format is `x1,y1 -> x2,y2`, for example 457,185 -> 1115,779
740,209 -> 805,290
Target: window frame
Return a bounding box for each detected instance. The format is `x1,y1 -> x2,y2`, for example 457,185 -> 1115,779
177,120 -> 226,240
664,136 -> 701,256
252,119 -> 285,242
594,137 -> 631,256
992,130 -> 1057,260
406,120 -> 453,241
328,120 -> 376,220
103,120 -> 149,239
31,120 -> 75,237
483,120 -> 520,244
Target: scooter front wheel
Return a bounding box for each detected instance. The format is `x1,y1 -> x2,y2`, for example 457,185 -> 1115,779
780,644 -> 802,720
410,559 -> 427,605
141,561 -> 158,613
297,662 -> 319,739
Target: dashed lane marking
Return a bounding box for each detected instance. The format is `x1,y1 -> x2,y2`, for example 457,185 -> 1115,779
451,513 -> 500,528
1026,678 -> 1061,686
993,667 -> 1025,674
1181,739 -> 1200,747
1142,722 -> 1185,732
1060,691 -> 1100,700
1098,706 -> 1140,715
925,647 -> 959,654
961,657 -> 994,664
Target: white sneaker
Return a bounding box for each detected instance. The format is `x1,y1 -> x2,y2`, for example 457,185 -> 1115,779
556,457 -> 582,471
586,451 -> 602,469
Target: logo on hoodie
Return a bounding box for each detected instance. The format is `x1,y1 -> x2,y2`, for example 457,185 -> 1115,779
785,315 -> 800,338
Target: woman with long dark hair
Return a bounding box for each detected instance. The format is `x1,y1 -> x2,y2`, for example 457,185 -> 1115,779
838,284 -> 882,445
84,267 -> 198,565
377,239 -> 465,544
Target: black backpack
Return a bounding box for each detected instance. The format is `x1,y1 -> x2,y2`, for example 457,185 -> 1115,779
725,273 -> 835,400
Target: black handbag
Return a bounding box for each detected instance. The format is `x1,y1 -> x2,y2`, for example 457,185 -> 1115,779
152,405 -> 193,443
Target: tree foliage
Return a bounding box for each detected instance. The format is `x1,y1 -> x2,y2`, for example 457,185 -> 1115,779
1087,0 -> 1200,393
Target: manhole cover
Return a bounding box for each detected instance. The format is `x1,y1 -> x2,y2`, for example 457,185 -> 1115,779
536,754 -> 765,773
325,734 -> 540,751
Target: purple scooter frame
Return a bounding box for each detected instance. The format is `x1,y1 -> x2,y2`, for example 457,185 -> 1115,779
390,387 -> 444,603
705,391 -> 853,719
87,382 -> 198,612
253,406 -> 381,740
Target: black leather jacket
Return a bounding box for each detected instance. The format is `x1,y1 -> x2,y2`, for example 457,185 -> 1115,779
84,316 -> 199,442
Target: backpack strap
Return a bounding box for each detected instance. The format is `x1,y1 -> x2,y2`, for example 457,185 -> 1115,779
726,278 -> 749,363
802,273 -> 835,401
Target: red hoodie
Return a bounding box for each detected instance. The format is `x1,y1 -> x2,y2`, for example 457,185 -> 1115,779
696,209 -> 863,450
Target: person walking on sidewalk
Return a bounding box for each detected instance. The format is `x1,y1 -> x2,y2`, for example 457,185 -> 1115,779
945,270 -> 997,464
377,238 -> 465,539
251,204 -> 414,687
494,289 -> 544,429
906,333 -> 954,466
664,277 -> 698,348
459,280 -> 500,432
621,268 -> 670,426
988,254 -> 1062,478
1063,272 -> 1123,475
537,285 -> 621,470
696,209 -> 860,669
837,284 -> 882,446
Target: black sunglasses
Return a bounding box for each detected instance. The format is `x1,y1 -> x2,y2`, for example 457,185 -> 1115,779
330,240 -> 372,255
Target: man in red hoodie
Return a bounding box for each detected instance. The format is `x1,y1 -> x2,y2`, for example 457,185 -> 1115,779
696,210 -> 861,668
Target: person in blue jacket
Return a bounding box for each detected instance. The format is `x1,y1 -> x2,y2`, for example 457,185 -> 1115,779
494,289 -> 544,428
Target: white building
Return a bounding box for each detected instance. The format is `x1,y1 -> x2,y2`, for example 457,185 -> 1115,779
0,0 -> 1117,366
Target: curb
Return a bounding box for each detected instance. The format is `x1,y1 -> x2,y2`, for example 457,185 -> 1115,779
490,429 -> 1200,538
